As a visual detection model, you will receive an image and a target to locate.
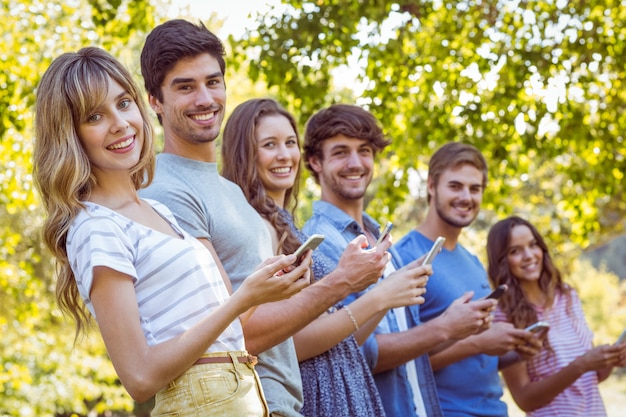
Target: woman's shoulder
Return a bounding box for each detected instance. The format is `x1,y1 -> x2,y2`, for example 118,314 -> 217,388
556,284 -> 578,299
143,198 -> 172,216
552,284 -> 583,312
71,202 -> 125,232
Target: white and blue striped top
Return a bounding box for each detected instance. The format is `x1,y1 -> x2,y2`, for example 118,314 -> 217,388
67,199 -> 245,352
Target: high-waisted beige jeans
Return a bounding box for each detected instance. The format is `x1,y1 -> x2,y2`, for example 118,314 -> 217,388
152,351 -> 269,417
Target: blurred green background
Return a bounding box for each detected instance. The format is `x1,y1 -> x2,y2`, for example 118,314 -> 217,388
1,0 -> 625,415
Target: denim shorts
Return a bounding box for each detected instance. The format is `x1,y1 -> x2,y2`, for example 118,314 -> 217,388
152,351 -> 269,417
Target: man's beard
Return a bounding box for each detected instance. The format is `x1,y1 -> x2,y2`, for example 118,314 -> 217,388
433,193 -> 477,229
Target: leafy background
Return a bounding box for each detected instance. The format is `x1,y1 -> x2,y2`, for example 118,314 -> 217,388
1,0 -> 625,415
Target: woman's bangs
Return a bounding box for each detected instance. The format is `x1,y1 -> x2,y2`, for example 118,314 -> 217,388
68,64 -> 110,123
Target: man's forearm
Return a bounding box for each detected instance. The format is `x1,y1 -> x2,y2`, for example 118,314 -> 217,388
373,319 -> 450,373
429,334 -> 482,371
243,272 -> 351,354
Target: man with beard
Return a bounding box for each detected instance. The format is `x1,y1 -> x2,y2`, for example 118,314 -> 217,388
391,142 -> 537,417
302,105 -> 499,417
138,21 -> 393,417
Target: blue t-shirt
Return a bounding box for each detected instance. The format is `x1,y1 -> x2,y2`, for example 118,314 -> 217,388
391,230 -> 508,417
303,201 -> 443,417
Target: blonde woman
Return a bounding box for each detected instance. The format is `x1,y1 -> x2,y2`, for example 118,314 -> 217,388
33,47 -> 310,416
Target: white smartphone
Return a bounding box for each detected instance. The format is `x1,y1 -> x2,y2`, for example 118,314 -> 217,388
293,234 -> 325,261
422,236 -> 446,265
525,321 -> 550,334
375,221 -> 394,246
616,329 -> 626,345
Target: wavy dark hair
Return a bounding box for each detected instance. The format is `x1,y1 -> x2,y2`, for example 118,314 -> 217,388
487,216 -> 572,334
221,98 -> 302,256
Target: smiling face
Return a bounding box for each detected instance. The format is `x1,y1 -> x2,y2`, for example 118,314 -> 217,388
255,114 -> 301,206
309,134 -> 374,207
430,164 -> 484,229
77,77 -> 143,180
150,53 -> 226,148
507,224 -> 544,285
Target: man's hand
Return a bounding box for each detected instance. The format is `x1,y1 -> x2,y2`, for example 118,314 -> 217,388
434,292 -> 496,340
473,322 -> 530,356
329,234 -> 391,294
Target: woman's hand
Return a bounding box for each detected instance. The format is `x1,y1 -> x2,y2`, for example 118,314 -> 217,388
373,259 -> 431,310
575,344 -> 624,373
239,251 -> 312,307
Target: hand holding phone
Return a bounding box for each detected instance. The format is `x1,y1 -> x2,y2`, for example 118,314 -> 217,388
422,236 -> 446,265
293,234 -> 325,264
375,221 -> 393,246
525,321 -> 550,334
484,284 -> 507,300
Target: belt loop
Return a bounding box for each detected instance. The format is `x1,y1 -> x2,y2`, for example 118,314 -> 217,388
167,378 -> 177,391
228,351 -> 244,380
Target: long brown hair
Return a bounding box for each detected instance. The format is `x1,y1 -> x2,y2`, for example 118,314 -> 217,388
221,98 -> 302,255
487,215 -> 571,329
33,47 -> 155,338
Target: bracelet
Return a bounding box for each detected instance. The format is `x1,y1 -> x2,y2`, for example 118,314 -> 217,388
344,306 -> 359,332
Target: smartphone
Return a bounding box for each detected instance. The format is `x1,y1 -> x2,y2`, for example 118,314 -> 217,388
524,321 -> 550,334
422,236 -> 446,266
485,284 -> 507,300
616,329 -> 626,345
293,234 -> 325,261
375,221 -> 394,246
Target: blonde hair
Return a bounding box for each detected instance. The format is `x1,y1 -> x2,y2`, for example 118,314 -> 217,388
33,47 -> 155,338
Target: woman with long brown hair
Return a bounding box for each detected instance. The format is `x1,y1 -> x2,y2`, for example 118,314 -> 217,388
487,215 -> 626,416
221,98 -> 429,417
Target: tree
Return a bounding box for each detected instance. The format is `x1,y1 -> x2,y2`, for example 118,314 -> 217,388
231,0 -> 626,251
568,260 -> 626,345
1,1 -> 156,415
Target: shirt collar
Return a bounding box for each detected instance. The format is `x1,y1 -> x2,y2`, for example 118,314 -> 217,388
311,200 -> 382,237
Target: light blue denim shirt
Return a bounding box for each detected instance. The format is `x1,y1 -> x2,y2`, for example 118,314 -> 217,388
303,200 -> 443,417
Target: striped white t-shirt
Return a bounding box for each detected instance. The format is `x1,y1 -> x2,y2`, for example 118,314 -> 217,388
495,288 -> 606,417
67,199 -> 245,352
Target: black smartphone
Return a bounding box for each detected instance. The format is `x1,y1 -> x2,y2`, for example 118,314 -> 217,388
375,221 -> 393,246
485,284 -> 507,300
422,236 -> 446,266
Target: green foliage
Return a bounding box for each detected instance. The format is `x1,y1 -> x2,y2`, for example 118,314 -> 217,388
1,0 -> 156,415
232,0 -> 626,250
567,259 -> 626,345
2,0 -> 626,414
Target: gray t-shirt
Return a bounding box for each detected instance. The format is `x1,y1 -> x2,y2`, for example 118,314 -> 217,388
139,153 -> 303,416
